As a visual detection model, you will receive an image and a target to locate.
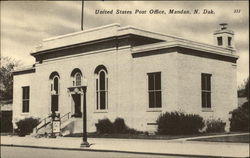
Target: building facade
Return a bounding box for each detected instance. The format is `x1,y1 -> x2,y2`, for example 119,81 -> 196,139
12,23 -> 238,133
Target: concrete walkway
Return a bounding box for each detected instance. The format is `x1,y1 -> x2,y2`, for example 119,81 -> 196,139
1,135 -> 249,158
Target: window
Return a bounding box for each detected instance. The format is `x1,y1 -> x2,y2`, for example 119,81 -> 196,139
228,37 -> 232,46
95,66 -> 108,110
22,86 -> 30,113
71,68 -> 82,86
51,76 -> 59,112
148,72 -> 162,108
217,37 -> 223,46
75,72 -> 82,86
201,73 -> 212,108
53,76 -> 59,93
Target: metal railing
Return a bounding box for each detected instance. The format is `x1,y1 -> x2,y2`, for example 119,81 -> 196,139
60,112 -> 71,125
34,112 -> 72,134
35,116 -> 52,133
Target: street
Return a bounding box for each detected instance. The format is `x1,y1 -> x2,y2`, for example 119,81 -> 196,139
1,146 -> 201,158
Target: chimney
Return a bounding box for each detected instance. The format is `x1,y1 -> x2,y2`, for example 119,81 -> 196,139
213,23 -> 235,49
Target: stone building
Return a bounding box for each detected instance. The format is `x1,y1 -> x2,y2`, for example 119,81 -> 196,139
12,23 -> 238,133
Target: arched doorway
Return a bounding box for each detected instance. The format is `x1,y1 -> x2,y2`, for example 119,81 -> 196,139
68,68 -> 84,117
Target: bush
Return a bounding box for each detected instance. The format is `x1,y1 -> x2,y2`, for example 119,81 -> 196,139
15,117 -> 40,136
95,118 -> 114,134
95,117 -> 142,134
126,128 -> 144,135
205,119 -> 226,133
156,111 -> 204,135
229,101 -> 249,132
113,118 -> 127,133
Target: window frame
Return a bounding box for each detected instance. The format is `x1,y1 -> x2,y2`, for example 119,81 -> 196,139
51,76 -> 60,94
201,73 -> 212,110
96,69 -> 108,111
147,72 -> 162,109
51,75 -> 60,112
22,86 -> 30,113
75,72 -> 82,86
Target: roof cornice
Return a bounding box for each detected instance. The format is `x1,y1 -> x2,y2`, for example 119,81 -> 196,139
132,41 -> 238,59
13,65 -> 35,76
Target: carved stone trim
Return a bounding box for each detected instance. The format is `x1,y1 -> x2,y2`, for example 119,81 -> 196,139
67,86 -> 86,94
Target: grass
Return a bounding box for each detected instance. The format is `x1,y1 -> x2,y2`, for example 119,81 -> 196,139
190,133 -> 249,143
0,132 -> 15,136
68,133 -> 190,140
64,132 -> 241,140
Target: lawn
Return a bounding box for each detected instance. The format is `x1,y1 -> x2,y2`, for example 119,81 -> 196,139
65,132 -> 244,140
190,133 -> 249,143
65,132 -> 191,140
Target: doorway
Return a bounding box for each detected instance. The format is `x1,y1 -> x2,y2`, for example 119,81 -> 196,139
72,94 -> 82,117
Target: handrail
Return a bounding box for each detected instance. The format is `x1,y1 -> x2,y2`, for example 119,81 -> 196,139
33,112 -> 71,134
35,116 -> 52,133
36,121 -> 51,132
60,112 -> 71,124
61,112 -> 71,119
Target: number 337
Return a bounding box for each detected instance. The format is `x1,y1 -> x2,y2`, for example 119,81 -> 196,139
234,9 -> 241,13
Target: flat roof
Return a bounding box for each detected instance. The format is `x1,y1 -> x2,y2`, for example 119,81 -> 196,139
13,65 -> 35,76
31,23 -> 236,58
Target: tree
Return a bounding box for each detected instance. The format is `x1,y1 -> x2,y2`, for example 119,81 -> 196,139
230,77 -> 249,132
245,78 -> 249,100
238,77 -> 249,98
0,57 -> 22,100
229,101 -> 249,132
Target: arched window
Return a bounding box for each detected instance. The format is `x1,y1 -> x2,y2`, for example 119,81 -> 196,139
71,68 -> 82,87
52,76 -> 59,94
95,65 -> 108,110
49,72 -> 60,112
75,72 -> 82,86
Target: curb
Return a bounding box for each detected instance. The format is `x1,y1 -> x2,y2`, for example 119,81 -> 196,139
0,144 -> 240,158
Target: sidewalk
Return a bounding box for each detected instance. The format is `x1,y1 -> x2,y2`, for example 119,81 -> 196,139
1,135 -> 249,158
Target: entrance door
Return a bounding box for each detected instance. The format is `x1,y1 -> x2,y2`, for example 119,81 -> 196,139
51,95 -> 58,112
72,94 -> 82,117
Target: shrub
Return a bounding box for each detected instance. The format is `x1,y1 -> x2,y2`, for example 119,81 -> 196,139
205,119 -> 226,133
126,128 -> 144,135
156,111 -> 204,135
15,117 -> 40,136
229,101 -> 249,132
95,118 -> 114,134
113,117 -> 127,133
95,117 -> 142,134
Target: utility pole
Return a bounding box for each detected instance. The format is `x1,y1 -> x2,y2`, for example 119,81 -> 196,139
81,0 -> 84,31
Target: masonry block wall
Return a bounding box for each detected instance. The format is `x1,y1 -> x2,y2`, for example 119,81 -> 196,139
12,24 -> 238,133
176,52 -> 237,126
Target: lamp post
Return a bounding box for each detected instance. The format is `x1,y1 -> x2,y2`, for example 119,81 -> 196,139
50,110 -> 56,138
50,91 -> 57,138
80,78 -> 90,147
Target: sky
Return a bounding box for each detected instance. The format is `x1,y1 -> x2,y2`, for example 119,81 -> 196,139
1,1 -> 249,86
